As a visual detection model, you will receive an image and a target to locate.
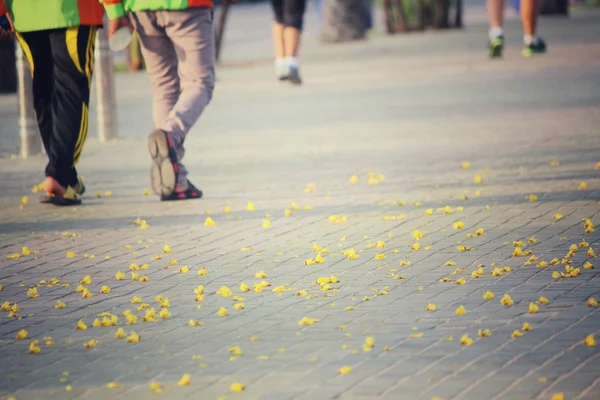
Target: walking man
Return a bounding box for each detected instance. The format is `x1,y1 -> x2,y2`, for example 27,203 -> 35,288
488,0 -> 546,58
0,0 -> 104,205
104,0 -> 224,201
270,0 -> 306,85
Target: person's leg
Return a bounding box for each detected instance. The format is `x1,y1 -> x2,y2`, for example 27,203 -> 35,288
45,25 -> 97,196
487,0 -> 505,58
520,0 -> 546,54
521,0 -> 537,36
283,0 -> 305,58
162,8 -> 215,191
271,0 -> 287,79
488,0 -> 504,33
129,11 -> 182,197
129,11 -> 179,130
282,0 -> 306,84
15,31 -> 54,173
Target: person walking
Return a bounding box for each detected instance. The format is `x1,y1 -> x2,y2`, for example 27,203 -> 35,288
0,0 -> 104,205
104,0 -> 223,201
270,0 -> 306,85
488,0 -> 546,58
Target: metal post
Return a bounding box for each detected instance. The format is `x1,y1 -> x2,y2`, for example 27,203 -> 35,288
94,22 -> 118,142
16,43 -> 42,158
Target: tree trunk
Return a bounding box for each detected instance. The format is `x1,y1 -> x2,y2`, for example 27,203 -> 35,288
321,0 -> 368,43
539,0 -> 569,15
0,35 -> 17,93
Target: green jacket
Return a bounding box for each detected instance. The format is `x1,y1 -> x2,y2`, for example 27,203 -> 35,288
104,0 -> 214,20
0,0 -> 104,32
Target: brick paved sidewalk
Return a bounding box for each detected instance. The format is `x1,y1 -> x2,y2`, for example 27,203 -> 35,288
0,8 -> 600,400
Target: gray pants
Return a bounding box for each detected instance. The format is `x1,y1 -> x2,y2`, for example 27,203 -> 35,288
129,8 -> 215,187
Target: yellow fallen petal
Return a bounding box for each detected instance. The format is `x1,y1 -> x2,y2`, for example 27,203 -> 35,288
218,307 -> 228,317
460,334 -> 473,346
216,285 -> 232,297
115,271 -> 126,280
528,302 -> 539,314
511,330 -> 523,338
426,303 -> 436,311
579,181 -> 588,190
338,366 -> 352,375
106,382 -> 122,389
234,303 -> 245,310
500,294 -> 514,306
83,339 -> 98,349
412,230 -> 423,240
178,265 -> 189,273
198,266 -> 208,275
27,287 -> 39,298
522,322 -> 532,332
455,305 -> 466,315
552,213 -> 563,220
204,217 -> 215,227
178,373 -> 191,386
29,340 -> 41,354
230,382 -> 245,392
150,382 -> 163,394
126,331 -> 140,343
298,317 -> 320,326
453,221 -> 464,230
478,329 -> 491,337
100,285 -> 111,294
552,271 -> 561,279
80,275 -> 91,285
255,271 -> 267,279
584,334 -> 596,347
75,319 -> 87,330
159,308 -> 171,319
114,328 -> 126,339
66,251 -> 76,258
588,297 -> 598,307
15,329 -> 28,340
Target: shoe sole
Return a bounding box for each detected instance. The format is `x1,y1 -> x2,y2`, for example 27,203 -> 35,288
521,48 -> 546,57
148,130 -> 177,197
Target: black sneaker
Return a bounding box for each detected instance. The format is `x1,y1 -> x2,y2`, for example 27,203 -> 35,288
488,35 -> 504,58
287,66 -> 302,85
522,38 -> 546,57
160,180 -> 203,202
